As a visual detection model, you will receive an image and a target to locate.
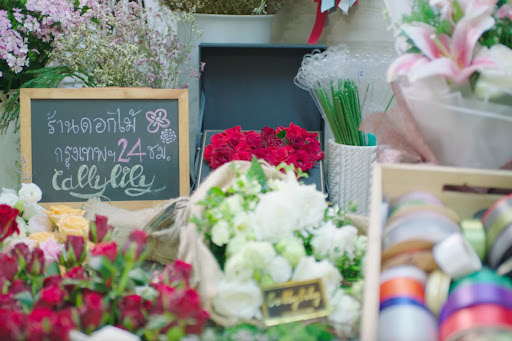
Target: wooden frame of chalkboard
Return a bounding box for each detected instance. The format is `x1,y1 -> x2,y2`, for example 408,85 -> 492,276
20,88 -> 189,209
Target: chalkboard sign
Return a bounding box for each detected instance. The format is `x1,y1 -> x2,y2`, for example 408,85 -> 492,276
20,88 -> 189,209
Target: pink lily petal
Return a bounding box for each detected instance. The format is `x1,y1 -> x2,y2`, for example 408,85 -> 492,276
402,23 -> 444,60
452,15 -> 495,68
387,54 -> 428,81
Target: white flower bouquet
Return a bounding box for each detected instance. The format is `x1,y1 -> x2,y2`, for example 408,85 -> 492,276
178,158 -> 367,338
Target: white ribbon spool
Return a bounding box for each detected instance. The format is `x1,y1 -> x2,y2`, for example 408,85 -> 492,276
378,304 -> 438,341
380,265 -> 428,286
433,233 -> 482,279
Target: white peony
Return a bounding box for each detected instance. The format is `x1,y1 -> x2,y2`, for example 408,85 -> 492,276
225,254 -> 253,282
292,256 -> 342,297
22,203 -> 44,221
311,222 -> 358,263
213,279 -> 263,320
0,188 -> 19,207
224,194 -> 243,213
15,216 -> 28,238
232,211 -> 251,235
475,44 -> 512,99
18,183 -> 42,204
27,214 -> 54,233
274,236 -> 306,267
328,289 -> 361,336
211,221 -> 230,246
239,241 -> 276,269
226,235 -> 249,258
267,256 -> 292,284
250,191 -> 298,242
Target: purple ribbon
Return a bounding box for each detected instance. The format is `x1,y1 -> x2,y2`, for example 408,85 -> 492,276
439,283 -> 512,324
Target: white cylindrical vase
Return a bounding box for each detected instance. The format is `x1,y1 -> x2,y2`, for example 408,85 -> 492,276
327,139 -> 377,216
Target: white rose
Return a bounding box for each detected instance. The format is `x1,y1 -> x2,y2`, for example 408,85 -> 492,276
225,254 -> 253,282
211,221 -> 230,247
213,279 -> 263,320
250,191 -> 298,242
224,194 -> 243,213
232,211 -> 251,235
0,188 -> 19,207
274,236 -> 306,267
475,44 -> 512,99
15,216 -> 28,238
22,203 -> 44,221
27,214 -> 54,233
87,326 -> 140,341
18,183 -> 42,204
328,289 -> 361,337
311,222 -> 358,263
292,256 -> 342,297
239,241 -> 276,269
267,256 -> 292,284
226,235 -> 248,258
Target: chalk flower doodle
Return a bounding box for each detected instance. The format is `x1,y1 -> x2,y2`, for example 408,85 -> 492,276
160,128 -> 177,144
146,109 -> 170,133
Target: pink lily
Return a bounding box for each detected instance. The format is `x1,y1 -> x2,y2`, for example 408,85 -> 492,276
429,0 -> 454,20
459,0 -> 498,19
387,15 -> 497,84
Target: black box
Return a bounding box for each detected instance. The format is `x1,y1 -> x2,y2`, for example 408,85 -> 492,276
193,44 -> 326,191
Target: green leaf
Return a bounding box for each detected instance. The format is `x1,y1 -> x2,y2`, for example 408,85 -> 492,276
247,156 -> 267,188
44,261 -> 61,277
146,315 -> 173,331
166,326 -> 185,341
15,291 -> 34,311
276,130 -> 286,139
128,268 -> 148,285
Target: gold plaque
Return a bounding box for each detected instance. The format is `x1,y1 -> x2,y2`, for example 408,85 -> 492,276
261,278 -> 329,326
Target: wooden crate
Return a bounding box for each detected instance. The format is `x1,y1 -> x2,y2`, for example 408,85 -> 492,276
360,163 -> 512,341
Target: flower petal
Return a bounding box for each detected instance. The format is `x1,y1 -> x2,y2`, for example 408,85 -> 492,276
387,54 -> 428,82
452,15 -> 495,67
402,23 -> 444,59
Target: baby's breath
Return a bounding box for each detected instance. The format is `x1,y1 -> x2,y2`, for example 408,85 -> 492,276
160,0 -> 285,15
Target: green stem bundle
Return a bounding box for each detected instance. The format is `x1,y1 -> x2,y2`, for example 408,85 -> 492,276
315,79 -> 365,146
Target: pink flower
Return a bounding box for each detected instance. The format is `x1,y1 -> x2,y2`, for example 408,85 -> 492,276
497,4 -> 512,20
39,239 -> 64,266
388,16 -> 497,84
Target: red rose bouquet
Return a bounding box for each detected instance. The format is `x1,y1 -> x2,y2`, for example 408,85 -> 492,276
204,123 -> 324,172
0,212 -> 208,341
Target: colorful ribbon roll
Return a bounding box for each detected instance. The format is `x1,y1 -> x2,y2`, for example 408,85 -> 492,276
386,204 -> 460,228
482,193 -> 512,229
489,223 -> 512,269
425,270 -> 451,317
439,304 -> 512,341
380,265 -> 427,285
393,191 -> 444,208
380,277 -> 425,304
439,283 -> 512,324
378,301 -> 438,341
450,267 -> 512,293
381,248 -> 439,273
460,219 -> 486,261
384,210 -> 457,235
433,233 -> 482,279
486,207 -> 512,252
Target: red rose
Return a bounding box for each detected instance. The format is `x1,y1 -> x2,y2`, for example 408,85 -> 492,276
171,288 -> 202,319
0,253 -> 18,282
245,131 -> 264,149
288,149 -> 315,172
123,230 -> 148,260
150,283 -> 177,315
65,235 -> 85,264
0,293 -> 19,310
223,126 -> 243,148
10,243 -> 30,265
80,291 -> 104,330
184,309 -> 210,335
234,142 -> 252,153
271,145 -> 295,165
91,241 -> 118,263
283,123 -> 309,149
35,285 -> 66,309
232,151 -> 252,161
209,147 -> 234,169
210,133 -> 227,145
119,294 -> 145,331
27,248 -> 45,276
89,215 -> 114,243
0,308 -> 25,340
27,307 -> 54,341
252,147 -> 275,165
0,205 -> 19,242
50,309 -> 76,341
64,266 -> 85,280
9,279 -> 29,295
203,144 -> 214,163
43,275 -> 62,288
158,260 -> 192,287
261,127 -> 277,142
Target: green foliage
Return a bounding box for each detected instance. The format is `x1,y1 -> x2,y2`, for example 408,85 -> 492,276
209,322 -> 334,341
160,0 -> 285,15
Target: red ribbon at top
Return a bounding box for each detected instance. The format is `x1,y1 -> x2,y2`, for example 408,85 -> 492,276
307,0 -> 358,44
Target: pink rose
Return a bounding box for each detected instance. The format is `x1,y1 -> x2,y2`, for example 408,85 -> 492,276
39,239 -> 64,266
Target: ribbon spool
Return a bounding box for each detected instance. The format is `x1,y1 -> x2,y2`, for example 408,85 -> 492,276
392,191 -> 444,208
439,283 -> 512,325
425,270 -> 451,317
383,217 -> 460,251
386,204 -> 460,228
448,330 -> 512,341
378,299 -> 438,341
433,233 -> 482,279
380,277 -> 425,304
384,210 -> 458,235
381,248 -> 439,273
460,219 -> 486,261
439,304 -> 512,341
380,265 -> 427,285
498,257 -> 512,277
486,207 -> 512,252
482,193 -> 512,229
450,267 -> 512,293
489,223 -> 512,269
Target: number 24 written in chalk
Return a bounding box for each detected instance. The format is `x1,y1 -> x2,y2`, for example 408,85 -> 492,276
117,138 -> 146,163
